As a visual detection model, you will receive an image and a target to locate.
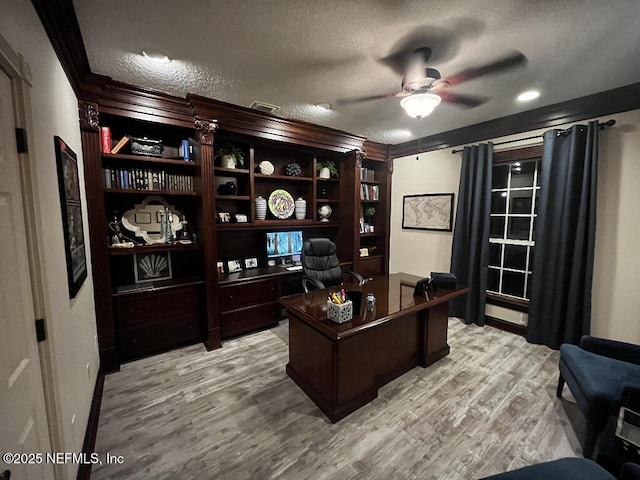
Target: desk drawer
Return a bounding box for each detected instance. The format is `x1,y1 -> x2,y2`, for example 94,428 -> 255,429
115,285 -> 202,328
118,314 -> 201,360
219,278 -> 280,311
220,302 -> 281,338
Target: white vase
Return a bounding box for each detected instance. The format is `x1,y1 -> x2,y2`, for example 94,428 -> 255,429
318,167 -> 330,179
255,195 -> 267,220
294,198 -> 307,220
221,154 -> 235,169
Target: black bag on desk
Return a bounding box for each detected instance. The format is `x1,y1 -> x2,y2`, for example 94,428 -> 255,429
413,278 -> 431,296
429,272 -> 458,290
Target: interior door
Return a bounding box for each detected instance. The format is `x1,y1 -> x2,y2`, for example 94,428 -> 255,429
0,64 -> 54,479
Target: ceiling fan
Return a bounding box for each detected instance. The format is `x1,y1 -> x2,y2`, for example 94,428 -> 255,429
338,47 -> 528,118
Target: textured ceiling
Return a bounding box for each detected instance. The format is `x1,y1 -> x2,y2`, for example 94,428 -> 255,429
73,0 -> 640,144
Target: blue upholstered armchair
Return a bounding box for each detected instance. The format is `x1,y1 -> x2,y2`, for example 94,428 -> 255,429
557,335 -> 640,457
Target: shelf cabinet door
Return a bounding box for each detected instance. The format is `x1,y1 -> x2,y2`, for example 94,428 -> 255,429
114,285 -> 204,360
115,285 -> 202,328
219,277 -> 280,311
118,315 -> 201,360
220,302 -> 282,338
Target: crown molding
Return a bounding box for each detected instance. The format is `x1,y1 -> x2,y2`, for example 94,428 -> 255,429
31,0 -> 91,96
187,94 -> 365,154
390,82 -> 640,158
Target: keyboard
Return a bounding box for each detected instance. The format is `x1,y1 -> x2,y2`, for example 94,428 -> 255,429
286,265 -> 303,271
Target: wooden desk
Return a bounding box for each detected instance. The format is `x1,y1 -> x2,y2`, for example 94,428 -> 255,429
278,272 -> 470,422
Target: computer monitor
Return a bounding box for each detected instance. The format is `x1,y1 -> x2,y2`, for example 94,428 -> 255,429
266,230 -> 303,263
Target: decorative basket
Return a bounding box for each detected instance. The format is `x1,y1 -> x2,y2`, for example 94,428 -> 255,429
326,300 -> 353,324
130,136 -> 164,157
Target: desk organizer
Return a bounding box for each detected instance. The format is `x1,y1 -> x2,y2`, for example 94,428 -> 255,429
327,300 -> 353,324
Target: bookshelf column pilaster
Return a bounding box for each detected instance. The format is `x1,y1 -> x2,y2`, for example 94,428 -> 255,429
195,119 -> 222,350
78,99 -> 119,372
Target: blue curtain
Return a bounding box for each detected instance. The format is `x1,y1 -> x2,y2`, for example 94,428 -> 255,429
450,143 -> 493,326
526,121 -> 599,348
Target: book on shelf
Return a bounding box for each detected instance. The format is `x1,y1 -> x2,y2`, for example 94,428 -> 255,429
360,167 -> 375,181
179,139 -> 190,161
360,183 -> 379,200
100,126 -> 111,154
103,167 -> 194,192
177,138 -> 199,161
110,135 -> 130,154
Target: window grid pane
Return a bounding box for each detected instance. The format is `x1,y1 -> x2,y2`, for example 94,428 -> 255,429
488,159 -> 540,301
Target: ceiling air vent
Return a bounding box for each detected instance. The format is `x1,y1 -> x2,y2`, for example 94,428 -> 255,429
249,101 -> 280,114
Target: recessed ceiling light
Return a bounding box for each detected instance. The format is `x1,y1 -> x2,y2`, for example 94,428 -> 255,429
516,90 -> 540,102
142,49 -> 171,64
316,102 -> 332,110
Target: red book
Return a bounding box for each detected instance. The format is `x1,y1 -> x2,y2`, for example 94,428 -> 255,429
100,126 -> 111,154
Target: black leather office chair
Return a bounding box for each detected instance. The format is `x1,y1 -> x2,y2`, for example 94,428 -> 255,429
300,238 -> 364,292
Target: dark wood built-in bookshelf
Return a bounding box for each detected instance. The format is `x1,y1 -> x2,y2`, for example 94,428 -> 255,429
79,82 -> 391,373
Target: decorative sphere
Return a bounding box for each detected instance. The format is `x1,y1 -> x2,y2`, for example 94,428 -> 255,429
259,160 -> 275,175
318,204 -> 332,222
285,162 -> 302,176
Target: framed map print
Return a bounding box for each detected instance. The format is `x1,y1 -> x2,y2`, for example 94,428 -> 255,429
402,193 -> 454,231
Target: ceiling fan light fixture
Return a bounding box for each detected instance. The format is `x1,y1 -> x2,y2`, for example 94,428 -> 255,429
142,48 -> 171,64
400,93 -> 441,118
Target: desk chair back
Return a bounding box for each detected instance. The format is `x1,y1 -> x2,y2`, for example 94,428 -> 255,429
301,238 -> 343,288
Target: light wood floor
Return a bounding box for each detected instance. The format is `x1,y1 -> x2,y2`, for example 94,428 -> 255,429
92,319 -> 583,479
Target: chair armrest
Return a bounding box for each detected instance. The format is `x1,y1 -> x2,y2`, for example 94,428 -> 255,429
342,270 -> 365,285
580,336 -> 640,365
301,276 -> 325,293
619,463 -> 640,480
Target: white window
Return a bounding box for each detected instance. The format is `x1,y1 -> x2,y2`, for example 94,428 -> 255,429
488,158 -> 541,300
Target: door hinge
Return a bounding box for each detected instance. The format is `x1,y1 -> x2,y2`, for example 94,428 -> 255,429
35,318 -> 46,342
15,128 -> 27,153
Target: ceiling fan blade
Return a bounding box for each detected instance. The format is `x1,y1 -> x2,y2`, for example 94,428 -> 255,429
444,51 -> 528,87
335,92 -> 400,106
378,26 -> 460,76
438,90 -> 489,108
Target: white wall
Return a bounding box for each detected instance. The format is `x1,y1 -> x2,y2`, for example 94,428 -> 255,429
390,109 -> 640,344
0,1 -> 99,478
390,148 -> 462,275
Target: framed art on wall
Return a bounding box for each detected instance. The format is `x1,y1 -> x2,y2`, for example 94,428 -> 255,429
402,193 -> 454,231
54,136 -> 87,298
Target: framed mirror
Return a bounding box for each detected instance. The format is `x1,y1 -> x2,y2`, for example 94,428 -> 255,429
121,195 -> 182,244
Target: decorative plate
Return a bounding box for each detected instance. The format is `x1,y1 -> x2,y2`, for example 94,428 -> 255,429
268,189 -> 295,219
